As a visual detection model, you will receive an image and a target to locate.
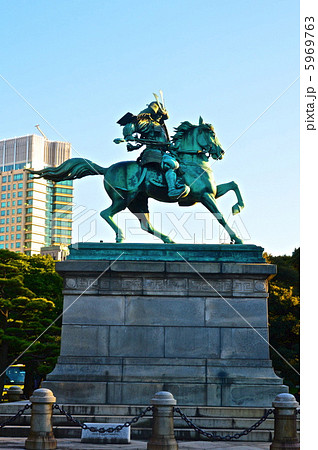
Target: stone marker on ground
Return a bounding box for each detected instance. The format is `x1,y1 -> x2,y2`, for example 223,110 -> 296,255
81,423 -> 130,444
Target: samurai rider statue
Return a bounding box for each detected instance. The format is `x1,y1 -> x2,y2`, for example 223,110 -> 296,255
114,92 -> 189,199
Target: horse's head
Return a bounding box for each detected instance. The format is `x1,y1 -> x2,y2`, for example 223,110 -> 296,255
172,117 -> 225,160
196,116 -> 225,160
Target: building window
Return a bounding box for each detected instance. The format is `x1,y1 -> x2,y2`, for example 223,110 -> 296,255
2,176 -> 7,183
18,192 -> 23,197
53,196 -> 72,203
17,208 -> 22,214
16,242 -> 21,248
1,186 -> 6,191
13,174 -> 23,181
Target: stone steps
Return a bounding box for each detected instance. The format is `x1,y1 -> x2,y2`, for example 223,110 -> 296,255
0,402 -> 300,443
0,425 -> 274,442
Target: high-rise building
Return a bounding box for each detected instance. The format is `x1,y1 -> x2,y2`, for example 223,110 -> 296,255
0,134 -> 73,255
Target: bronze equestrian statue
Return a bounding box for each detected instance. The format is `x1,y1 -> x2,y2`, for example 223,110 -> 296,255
29,95 -> 245,244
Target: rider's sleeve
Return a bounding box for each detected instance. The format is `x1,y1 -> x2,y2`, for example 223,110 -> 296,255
135,118 -> 151,135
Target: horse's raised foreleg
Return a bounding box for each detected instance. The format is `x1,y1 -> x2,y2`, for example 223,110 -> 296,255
201,192 -> 243,244
215,181 -> 245,215
100,198 -> 128,243
128,197 -> 175,243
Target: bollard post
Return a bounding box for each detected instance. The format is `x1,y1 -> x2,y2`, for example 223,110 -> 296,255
25,388 -> 57,450
147,391 -> 178,450
270,393 -> 300,450
7,386 -> 23,402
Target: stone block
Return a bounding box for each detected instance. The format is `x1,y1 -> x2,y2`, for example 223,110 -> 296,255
205,297 -> 267,327
125,297 -> 204,326
107,382 -> 163,404
60,325 -> 109,357
221,383 -> 289,407
81,423 -> 130,444
220,328 -> 269,359
62,295 -> 125,325
165,327 -> 220,358
232,279 -> 268,297
109,326 -> 164,357
188,278 -> 232,296
111,260 -> 165,272
121,361 -> 206,383
222,263 -> 276,276
143,277 -> 188,296
42,380 -> 107,404
166,262 -> 221,273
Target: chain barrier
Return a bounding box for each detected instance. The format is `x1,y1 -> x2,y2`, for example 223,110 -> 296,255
174,407 -> 274,441
53,404 -> 153,433
0,403 -> 32,429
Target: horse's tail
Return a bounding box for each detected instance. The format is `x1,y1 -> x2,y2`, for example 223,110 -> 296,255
27,158 -> 107,182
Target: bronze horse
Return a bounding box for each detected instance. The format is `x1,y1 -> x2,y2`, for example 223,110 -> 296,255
29,118 -> 244,244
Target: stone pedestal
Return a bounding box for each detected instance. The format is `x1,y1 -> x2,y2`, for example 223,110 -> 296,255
43,243 -> 288,406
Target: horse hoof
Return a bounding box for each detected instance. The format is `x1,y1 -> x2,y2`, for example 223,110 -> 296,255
116,237 -> 125,243
162,237 -> 175,244
232,204 -> 241,215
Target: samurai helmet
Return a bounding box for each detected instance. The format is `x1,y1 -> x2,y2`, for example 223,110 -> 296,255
139,91 -> 169,120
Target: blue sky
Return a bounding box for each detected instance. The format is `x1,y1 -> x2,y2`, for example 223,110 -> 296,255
0,0 -> 299,255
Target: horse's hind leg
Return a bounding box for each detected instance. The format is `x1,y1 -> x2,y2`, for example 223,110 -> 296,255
100,198 -> 128,243
128,197 -> 175,243
215,181 -> 245,215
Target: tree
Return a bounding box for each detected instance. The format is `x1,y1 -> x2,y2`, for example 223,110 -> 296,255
0,250 -> 63,399
265,248 -> 300,395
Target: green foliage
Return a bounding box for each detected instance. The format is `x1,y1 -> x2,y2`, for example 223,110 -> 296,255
266,248 -> 300,393
0,249 -> 63,398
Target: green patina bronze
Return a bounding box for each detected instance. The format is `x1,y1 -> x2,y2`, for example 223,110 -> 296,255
29,97 -> 245,244
66,243 -> 265,263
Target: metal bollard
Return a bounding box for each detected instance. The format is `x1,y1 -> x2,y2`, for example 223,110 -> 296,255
270,393 -> 300,450
147,391 -> 178,450
7,386 -> 23,402
25,388 -> 57,450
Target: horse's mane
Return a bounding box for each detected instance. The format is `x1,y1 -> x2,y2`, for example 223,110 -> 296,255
172,121 -> 214,144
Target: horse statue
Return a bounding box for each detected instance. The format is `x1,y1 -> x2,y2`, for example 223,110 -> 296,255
29,117 -> 245,244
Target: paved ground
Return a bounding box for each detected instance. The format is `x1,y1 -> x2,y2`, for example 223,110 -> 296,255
0,438 -> 271,449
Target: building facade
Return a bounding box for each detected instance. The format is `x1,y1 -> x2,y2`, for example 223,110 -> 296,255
0,134 -> 73,255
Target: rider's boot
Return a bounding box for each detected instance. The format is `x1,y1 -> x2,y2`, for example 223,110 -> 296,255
165,169 -> 190,199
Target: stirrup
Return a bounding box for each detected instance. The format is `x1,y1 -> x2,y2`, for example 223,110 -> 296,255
168,185 -> 190,199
